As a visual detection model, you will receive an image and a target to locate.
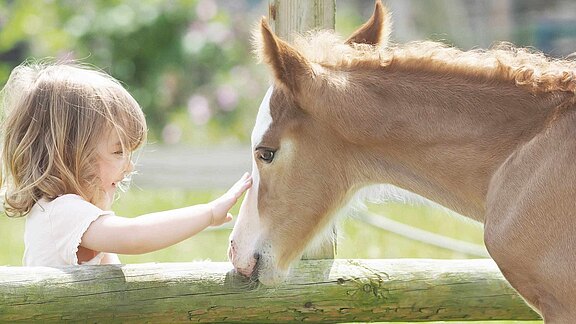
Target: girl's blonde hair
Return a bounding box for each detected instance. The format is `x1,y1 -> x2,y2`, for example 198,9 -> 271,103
0,61 -> 147,217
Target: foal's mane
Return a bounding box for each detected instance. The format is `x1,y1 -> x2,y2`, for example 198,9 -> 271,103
279,30 -> 576,95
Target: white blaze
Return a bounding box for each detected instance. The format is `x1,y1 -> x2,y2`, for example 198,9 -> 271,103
229,86 -> 273,274
251,86 -> 274,147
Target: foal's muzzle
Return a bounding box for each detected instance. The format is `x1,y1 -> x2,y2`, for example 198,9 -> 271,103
228,239 -> 260,278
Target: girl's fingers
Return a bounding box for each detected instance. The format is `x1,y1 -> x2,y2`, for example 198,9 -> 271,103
229,172 -> 252,195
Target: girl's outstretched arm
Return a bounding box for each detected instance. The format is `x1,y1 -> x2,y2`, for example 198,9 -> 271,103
80,173 -> 252,255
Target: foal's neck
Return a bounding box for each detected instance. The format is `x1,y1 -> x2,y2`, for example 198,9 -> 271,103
349,69 -> 570,221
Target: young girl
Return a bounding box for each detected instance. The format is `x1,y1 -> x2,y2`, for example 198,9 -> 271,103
0,62 -> 252,266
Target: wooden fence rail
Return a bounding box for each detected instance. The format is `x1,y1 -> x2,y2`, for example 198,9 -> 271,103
0,259 -> 540,323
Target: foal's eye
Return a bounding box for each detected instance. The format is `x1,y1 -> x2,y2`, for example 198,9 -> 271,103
256,148 -> 276,164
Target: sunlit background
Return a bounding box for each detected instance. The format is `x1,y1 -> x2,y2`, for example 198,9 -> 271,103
2,0 -> 575,146
1,2 -> 575,321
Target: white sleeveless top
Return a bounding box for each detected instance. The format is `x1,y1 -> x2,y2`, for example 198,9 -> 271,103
23,194 -> 114,266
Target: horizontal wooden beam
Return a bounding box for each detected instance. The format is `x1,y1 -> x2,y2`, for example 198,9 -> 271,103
0,259 -> 540,323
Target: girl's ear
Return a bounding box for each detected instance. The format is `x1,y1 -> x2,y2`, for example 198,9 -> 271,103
259,18 -> 314,95
345,0 -> 391,46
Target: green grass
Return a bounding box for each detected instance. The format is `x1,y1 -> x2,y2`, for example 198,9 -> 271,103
339,203 -> 485,260
0,189 -> 485,265
0,189 -> 541,323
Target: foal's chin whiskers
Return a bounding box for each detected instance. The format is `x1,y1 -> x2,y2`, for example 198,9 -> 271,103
225,269 -> 261,290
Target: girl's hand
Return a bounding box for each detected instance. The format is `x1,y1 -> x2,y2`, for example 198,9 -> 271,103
208,172 -> 252,226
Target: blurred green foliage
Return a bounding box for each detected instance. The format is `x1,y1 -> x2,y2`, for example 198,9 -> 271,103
0,0 -> 269,144
3,0 -> 571,145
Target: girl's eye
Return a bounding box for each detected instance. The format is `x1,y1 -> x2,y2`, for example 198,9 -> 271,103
256,148 -> 276,164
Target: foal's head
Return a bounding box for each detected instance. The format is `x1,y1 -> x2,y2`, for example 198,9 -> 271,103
228,0 -> 390,284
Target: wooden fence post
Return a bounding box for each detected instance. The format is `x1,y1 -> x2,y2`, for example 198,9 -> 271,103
268,0 -> 336,43
269,0 -> 337,260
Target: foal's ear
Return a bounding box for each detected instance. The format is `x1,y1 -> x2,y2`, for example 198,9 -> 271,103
345,0 -> 391,46
258,18 -> 314,94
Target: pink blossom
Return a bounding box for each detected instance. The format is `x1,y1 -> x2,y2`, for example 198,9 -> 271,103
187,95 -> 212,125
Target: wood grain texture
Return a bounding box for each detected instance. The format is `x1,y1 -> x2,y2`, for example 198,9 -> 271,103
270,0 -> 336,43
0,259 -> 540,323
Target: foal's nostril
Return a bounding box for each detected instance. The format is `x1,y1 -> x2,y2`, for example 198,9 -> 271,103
253,252 -> 261,261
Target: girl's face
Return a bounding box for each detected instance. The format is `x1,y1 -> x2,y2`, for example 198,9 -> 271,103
96,128 -> 134,209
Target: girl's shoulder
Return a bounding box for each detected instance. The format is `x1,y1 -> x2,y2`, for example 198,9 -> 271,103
25,195 -> 113,266
52,193 -> 89,203
38,193 -> 96,209
31,194 -> 107,219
